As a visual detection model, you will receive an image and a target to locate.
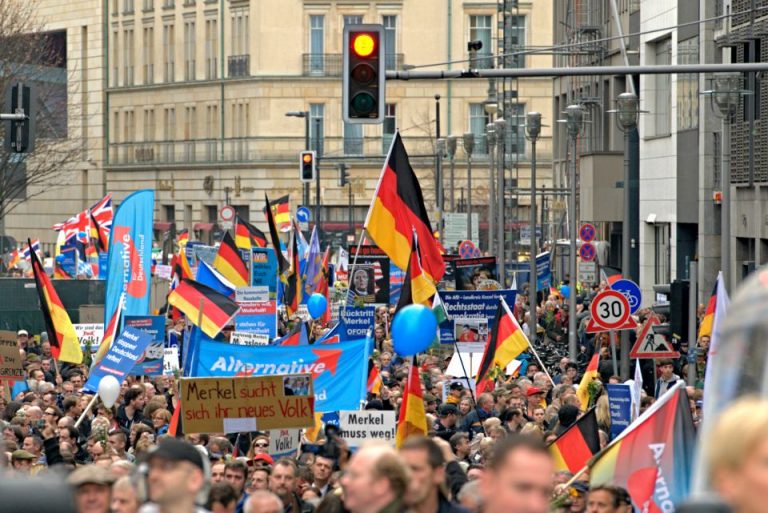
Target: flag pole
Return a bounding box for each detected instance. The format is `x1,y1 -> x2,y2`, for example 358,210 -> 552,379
341,227 -> 367,316
500,296 -> 555,386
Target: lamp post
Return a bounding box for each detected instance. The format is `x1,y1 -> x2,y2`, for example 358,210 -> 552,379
447,135 -> 458,212
525,112 -> 542,342
285,111 -> 310,207
705,72 -> 744,292
563,104 -> 584,361
435,94 -> 443,232
486,123 -> 496,255
463,133 -> 475,244
495,118 -> 507,285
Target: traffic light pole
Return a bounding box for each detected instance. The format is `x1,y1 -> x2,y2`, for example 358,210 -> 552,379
314,118 -> 322,237
304,115 -> 310,207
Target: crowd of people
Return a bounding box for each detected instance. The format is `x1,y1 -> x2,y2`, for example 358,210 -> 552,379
0,274 -> 765,513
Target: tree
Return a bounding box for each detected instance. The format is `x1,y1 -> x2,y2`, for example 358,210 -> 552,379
0,0 -> 82,232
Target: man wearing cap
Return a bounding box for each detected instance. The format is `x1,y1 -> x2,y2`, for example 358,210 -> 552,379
68,465 -> 116,513
17,329 -> 39,355
525,387 -> 546,421
568,482 -> 589,513
142,437 -> 209,513
445,383 -> 464,406
11,449 -> 36,474
433,404 -> 459,443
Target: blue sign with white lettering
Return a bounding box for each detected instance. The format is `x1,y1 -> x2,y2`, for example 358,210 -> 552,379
340,305 -> 377,340
611,279 -> 642,314
438,290 -> 517,344
83,327 -> 154,393
605,383 -> 633,440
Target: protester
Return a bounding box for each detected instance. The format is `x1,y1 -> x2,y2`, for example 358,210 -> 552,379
340,442 -> 409,513
68,465 -> 116,513
142,438 -> 209,513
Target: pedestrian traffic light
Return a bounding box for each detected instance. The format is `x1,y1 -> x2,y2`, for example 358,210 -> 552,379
3,82 -> 35,153
651,283 -> 671,335
343,24 -> 385,124
300,151 -> 316,183
670,280 -> 690,342
338,163 -> 350,187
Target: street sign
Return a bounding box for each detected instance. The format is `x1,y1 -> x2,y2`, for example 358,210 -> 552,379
296,206 -> 311,223
586,289 -> 638,333
443,212 -> 479,248
630,315 -> 678,358
579,242 -> 596,262
579,223 -> 597,243
219,205 -> 235,230
610,279 -> 642,314
578,260 -> 597,284
459,240 -> 477,259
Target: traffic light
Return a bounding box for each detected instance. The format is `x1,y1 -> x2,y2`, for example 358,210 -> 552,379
300,151 -> 316,182
338,163 -> 350,187
343,24 -> 385,124
4,82 -> 35,153
669,280 -> 690,343
651,283 -> 671,335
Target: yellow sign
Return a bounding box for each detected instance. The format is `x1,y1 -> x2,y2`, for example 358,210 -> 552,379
181,375 -> 314,434
0,330 -> 23,381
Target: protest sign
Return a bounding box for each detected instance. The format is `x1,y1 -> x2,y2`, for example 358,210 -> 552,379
83,327 -> 153,392
389,263 -> 405,305
163,347 -> 179,376
452,256 -> 498,290
269,428 -> 302,459
0,331 -> 23,381
339,410 -> 396,447
191,337 -> 369,412
347,246 -> 390,304
605,383 -> 633,440
75,323 -> 104,354
438,290 -> 517,351
124,315 -> 165,376
441,377 -> 476,403
252,248 -> 278,299
512,252 -> 552,293
155,264 -> 173,280
339,305 -> 376,340
180,375 -> 315,433
193,245 -> 219,266
231,331 -> 270,346
235,285 -> 277,338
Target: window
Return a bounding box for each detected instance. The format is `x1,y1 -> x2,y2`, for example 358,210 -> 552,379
123,28 -> 135,85
505,103 -> 525,158
163,107 -> 176,161
383,103 -> 396,152
206,104 -> 218,160
234,205 -> 249,222
310,103 -> 324,154
230,7 -> 249,77
205,18 -> 218,79
163,23 -> 175,82
124,0 -> 134,13
343,15 -> 363,25
143,26 -> 154,84
113,110 -> 120,143
469,103 -> 491,154
654,223 -> 671,284
231,101 -> 249,160
184,106 -> 197,161
506,16 -> 525,69
651,38 -> 671,136
344,122 -> 363,155
184,20 -> 196,80
309,15 -> 324,74
123,109 -> 135,143
112,29 -> 119,86
143,108 -> 155,141
112,0 -> 119,15
143,0 -> 153,10
164,205 -> 175,222
677,37 -> 699,130
469,15 -> 493,69
163,0 -> 174,8
383,15 -> 397,70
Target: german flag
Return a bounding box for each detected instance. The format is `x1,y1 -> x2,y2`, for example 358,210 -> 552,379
167,403 -> 181,437
698,281 -> 717,339
365,132 -> 446,284
282,229 -> 302,316
177,229 -> 189,247
234,215 -> 267,250
577,352 -> 601,411
213,232 -> 249,287
29,241 -> 83,364
265,194 -> 289,275
367,359 -> 382,395
549,408 -> 600,473
263,194 -> 291,232
395,232 -> 437,313
476,297 -> 530,394
168,279 -> 240,338
396,357 -> 427,448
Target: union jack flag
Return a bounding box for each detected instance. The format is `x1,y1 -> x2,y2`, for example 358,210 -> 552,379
89,194 -> 113,231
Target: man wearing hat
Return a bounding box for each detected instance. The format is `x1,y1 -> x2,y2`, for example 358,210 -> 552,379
433,404 -> 459,442
142,437 -> 210,513
17,329 -> 39,355
525,387 -> 546,421
68,465 -> 116,513
11,449 -> 37,474
568,481 -> 589,513
445,382 -> 464,406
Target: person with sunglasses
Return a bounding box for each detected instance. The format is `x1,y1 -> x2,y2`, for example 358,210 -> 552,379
247,434 -> 270,459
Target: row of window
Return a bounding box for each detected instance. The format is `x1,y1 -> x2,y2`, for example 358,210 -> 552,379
113,0 -> 190,14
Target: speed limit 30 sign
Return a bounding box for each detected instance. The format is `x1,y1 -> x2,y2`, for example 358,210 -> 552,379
586,289 -> 638,333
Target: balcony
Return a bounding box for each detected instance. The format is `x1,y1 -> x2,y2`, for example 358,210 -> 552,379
228,54 -> 250,77
302,53 -> 404,76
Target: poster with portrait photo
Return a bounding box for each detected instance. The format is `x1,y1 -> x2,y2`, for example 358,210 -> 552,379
452,256 -> 498,291
453,317 -> 489,353
347,245 -> 390,304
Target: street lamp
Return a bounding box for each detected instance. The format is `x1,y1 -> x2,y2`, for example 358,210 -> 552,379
494,118 -> 507,286
561,104 -> 585,361
285,110 -> 310,207
447,136 -> 458,212
486,123 -> 496,255
463,132 -> 475,244
608,92 -> 644,380
525,111 -> 542,342
703,72 -> 746,292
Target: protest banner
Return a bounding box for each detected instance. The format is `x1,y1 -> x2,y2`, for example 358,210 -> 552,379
75,323 -> 104,354
511,252 -> 552,292
441,377 -> 476,403
339,305 -> 376,340
452,256 -> 499,290
83,327 -> 153,392
605,383 -> 633,440
438,290 -> 517,351
389,262 -> 405,305
252,248 -> 279,299
269,428 -> 302,459
348,245 -> 390,304
338,410 -> 396,448
231,331 -> 270,346
0,331 -> 23,381
124,315 -> 165,376
235,286 -> 277,338
180,375 -> 315,433
163,347 -> 179,376
191,337 -> 369,412
155,264 -> 172,280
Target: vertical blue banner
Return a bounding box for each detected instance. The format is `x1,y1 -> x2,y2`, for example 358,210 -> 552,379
605,383 -> 633,440
252,248 -> 278,299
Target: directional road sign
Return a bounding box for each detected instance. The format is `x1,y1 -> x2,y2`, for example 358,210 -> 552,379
586,289 -> 638,333
296,206 -> 311,223
610,279 -> 642,314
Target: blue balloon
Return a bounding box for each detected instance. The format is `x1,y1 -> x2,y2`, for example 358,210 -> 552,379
392,304 -> 437,356
307,293 -> 328,319
560,284 -> 570,299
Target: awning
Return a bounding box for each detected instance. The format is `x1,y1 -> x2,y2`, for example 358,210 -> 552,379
153,221 -> 173,231
193,222 -> 215,231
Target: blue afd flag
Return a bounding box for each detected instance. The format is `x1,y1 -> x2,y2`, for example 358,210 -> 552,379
103,190 -> 154,338
191,337 -> 369,412
83,327 -> 154,393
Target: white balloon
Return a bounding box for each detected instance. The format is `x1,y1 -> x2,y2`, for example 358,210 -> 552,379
98,375 -> 120,408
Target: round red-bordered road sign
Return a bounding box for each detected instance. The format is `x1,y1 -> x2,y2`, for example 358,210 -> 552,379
589,289 -> 631,330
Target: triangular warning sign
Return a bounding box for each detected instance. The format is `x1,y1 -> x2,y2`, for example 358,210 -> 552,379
585,312 -> 639,334
630,315 -> 679,358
